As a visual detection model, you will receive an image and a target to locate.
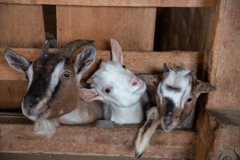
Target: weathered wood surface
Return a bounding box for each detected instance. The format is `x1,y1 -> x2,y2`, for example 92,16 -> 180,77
0,0 -> 217,7
208,124 -> 240,159
0,115 -> 197,159
205,0 -> 240,125
154,8 -> 215,51
195,0 -> 240,159
0,48 -> 203,81
56,6 -> 156,51
0,3 -> 45,48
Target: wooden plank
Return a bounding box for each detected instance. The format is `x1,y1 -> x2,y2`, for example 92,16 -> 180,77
0,48 -> 204,81
205,0 -> 240,125
0,0 -> 217,7
208,124 -> 240,159
56,6 -> 156,51
0,115 -> 197,159
0,3 -> 45,48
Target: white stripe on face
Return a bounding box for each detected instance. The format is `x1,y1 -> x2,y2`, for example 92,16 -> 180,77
158,70 -> 192,109
27,64 -> 34,90
47,61 -> 65,97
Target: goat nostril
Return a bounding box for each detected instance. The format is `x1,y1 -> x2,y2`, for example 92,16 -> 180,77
163,118 -> 172,127
132,81 -> 137,86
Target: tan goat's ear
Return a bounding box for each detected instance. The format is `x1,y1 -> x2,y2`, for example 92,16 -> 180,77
74,44 -> 96,75
196,81 -> 216,94
79,88 -> 103,102
137,73 -> 157,86
4,48 -> 32,74
110,39 -> 123,63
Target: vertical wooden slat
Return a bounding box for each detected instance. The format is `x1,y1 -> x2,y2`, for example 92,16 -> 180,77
205,0 -> 240,125
56,6 -> 156,51
0,3 -> 45,48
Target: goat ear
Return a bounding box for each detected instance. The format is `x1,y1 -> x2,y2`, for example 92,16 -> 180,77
79,88 -> 103,102
137,73 -> 157,86
74,45 -> 96,75
196,81 -> 216,94
163,63 -> 169,73
110,39 -> 123,63
4,48 -> 31,74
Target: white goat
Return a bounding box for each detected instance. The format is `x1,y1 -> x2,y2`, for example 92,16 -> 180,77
79,39 -> 147,124
135,63 -> 216,158
4,40 -> 103,138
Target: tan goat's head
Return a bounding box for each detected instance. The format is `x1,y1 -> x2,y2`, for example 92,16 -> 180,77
5,40 -> 96,121
138,63 -> 216,132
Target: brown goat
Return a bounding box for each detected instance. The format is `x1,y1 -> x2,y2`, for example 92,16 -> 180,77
4,40 -> 103,137
135,63 -> 216,158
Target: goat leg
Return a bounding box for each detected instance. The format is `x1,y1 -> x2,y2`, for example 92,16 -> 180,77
135,107 -> 160,158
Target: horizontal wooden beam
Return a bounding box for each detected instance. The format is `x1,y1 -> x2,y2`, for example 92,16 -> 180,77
0,0 -> 217,7
0,48 -> 203,81
0,114 -> 196,159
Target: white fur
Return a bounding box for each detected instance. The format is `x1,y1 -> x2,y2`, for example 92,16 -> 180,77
34,119 -> 59,139
26,64 -> 34,90
48,61 -> 65,96
57,107 -> 88,124
90,61 -> 146,124
159,70 -> 192,109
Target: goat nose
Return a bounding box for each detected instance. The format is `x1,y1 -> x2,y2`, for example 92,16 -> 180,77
23,96 -> 38,110
163,117 -> 172,127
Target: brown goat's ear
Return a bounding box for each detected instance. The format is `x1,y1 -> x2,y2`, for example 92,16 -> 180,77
111,39 -> 123,63
196,81 -> 216,94
79,88 -> 103,102
4,48 -> 32,74
137,73 -> 157,86
74,45 -> 96,75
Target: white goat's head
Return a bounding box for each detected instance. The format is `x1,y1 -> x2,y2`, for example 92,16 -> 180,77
5,40 -> 96,121
80,39 -> 146,108
139,63 -> 216,132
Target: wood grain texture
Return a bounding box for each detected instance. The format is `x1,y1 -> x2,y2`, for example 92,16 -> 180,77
205,0 -> 240,124
0,0 -> 217,7
208,124 -> 240,159
154,8 -> 215,51
56,6 -> 156,51
0,3 -> 45,48
0,116 -> 197,159
0,48 -> 203,80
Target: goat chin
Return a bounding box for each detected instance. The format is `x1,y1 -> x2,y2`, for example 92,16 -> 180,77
34,119 -> 59,139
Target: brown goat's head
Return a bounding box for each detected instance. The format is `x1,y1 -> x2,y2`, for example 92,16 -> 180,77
138,63 -> 216,132
5,40 -> 96,121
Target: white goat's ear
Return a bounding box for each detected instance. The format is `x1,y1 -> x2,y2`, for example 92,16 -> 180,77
74,45 -> 96,75
79,88 -> 103,102
137,73 -> 157,86
196,81 -> 216,94
4,48 -> 31,74
110,39 -> 123,63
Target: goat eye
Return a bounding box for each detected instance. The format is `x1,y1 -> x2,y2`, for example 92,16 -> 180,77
186,98 -> 193,102
63,72 -> 71,79
25,74 -> 28,79
122,65 -> 126,69
105,88 -> 111,94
